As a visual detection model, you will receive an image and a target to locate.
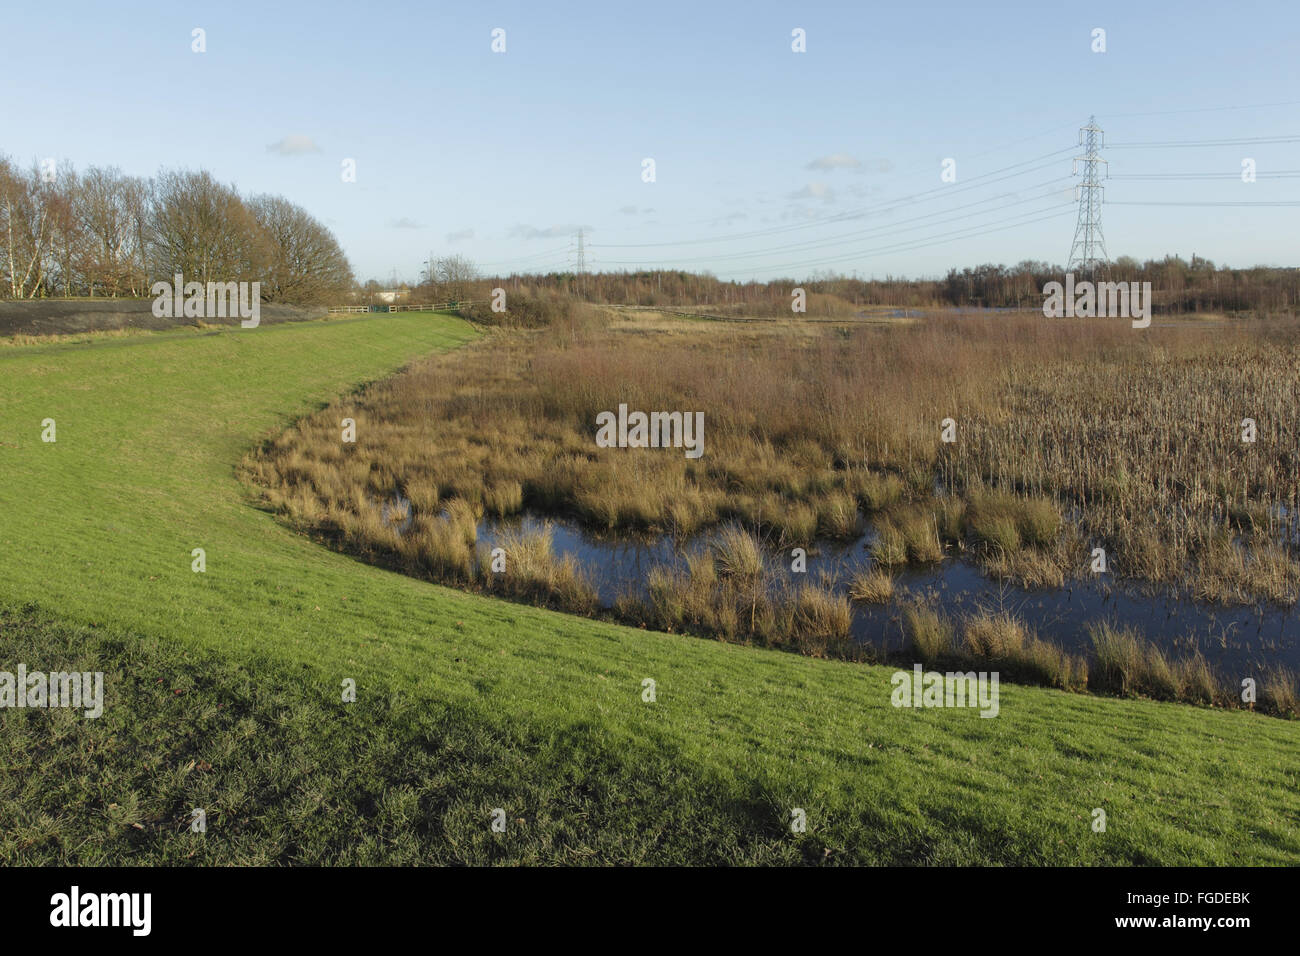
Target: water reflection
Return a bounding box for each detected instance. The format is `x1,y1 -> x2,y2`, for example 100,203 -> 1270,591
477,511 -> 1300,675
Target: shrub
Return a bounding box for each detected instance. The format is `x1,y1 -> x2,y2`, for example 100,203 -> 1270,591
459,292 -> 577,329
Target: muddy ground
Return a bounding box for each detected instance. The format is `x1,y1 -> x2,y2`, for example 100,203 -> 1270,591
0,299 -> 326,337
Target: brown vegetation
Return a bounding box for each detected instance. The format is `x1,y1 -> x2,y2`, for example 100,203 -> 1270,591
241,304 -> 1300,715
0,155 -> 353,303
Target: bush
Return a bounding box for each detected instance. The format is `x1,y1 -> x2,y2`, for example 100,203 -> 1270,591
459,293 -> 578,329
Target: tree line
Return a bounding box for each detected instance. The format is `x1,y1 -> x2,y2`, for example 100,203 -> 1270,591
0,156 -> 354,304
407,256 -> 1296,316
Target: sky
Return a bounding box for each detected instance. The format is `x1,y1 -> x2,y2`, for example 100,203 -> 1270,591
6,0 -> 1299,283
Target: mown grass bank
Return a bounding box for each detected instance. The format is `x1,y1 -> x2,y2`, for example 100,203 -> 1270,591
1,311 -> 1297,864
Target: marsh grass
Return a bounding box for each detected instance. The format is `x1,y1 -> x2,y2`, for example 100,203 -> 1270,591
249,313 -> 1300,608
848,569 -> 895,604
242,309 -> 1300,715
788,584 -> 854,657
1262,666 -> 1299,716
903,604 -> 954,662
958,610 -> 1085,690
1085,621 -> 1252,706
870,522 -> 908,567
710,526 -> 764,581
1090,622 -> 1145,696
483,524 -> 598,614
855,471 -> 906,512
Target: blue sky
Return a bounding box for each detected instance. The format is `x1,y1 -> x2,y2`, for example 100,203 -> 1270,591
7,0 -> 1299,282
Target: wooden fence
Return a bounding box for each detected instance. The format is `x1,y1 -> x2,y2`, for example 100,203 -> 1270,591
327,301 -> 475,315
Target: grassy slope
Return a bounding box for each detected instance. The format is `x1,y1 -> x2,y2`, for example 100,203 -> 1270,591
0,313 -> 1296,864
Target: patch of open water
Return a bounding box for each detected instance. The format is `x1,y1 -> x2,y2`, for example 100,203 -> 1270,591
476,511 -> 1300,676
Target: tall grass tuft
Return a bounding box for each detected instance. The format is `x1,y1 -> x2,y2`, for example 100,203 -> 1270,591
483,524 -> 598,613
903,604 -> 954,662
710,526 -> 763,581
1089,622 -> 1144,696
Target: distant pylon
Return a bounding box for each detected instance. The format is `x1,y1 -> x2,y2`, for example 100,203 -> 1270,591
576,228 -> 587,275
1067,115 -> 1109,273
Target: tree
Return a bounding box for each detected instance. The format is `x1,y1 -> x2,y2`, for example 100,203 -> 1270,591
0,158 -> 55,298
247,194 -> 354,304
123,175 -> 153,295
432,254 -> 478,303
78,166 -> 136,296
148,169 -> 271,286
46,168 -> 85,297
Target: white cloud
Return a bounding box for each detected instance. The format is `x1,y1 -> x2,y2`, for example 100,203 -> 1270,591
806,153 -> 861,172
788,182 -> 835,202
509,223 -> 590,239
806,154 -> 893,174
446,228 -> 475,242
266,134 -> 322,156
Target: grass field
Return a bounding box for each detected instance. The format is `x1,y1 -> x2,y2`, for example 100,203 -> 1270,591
1,312 -> 1298,864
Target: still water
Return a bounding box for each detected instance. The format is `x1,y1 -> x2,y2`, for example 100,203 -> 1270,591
477,511 -> 1300,675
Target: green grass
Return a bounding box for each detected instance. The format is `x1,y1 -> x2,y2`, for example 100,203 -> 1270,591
1,311 -> 1298,864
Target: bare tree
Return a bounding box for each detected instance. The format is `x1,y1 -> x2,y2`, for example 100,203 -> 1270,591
247,194 -> 354,304
0,157 -> 55,298
78,166 -> 137,296
123,175 -> 152,296
148,169 -> 272,285
47,167 -> 85,296
433,254 -> 478,303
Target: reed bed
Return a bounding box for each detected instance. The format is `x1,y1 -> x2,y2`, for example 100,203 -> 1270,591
241,309 -> 1300,714
251,312 -> 1300,603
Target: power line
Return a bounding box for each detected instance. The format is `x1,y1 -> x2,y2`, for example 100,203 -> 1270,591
594,184 -> 1072,266
1103,99 -> 1300,119
594,136 -> 1081,236
595,147 -> 1077,248
1111,170 -> 1300,180
473,115 -> 1296,280
479,244 -> 570,263
716,207 -> 1076,278
649,204 -> 1074,276
1107,200 -> 1300,207
1107,134 -> 1300,149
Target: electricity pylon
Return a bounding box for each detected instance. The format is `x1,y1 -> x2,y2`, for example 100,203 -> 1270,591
1067,115 -> 1109,273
